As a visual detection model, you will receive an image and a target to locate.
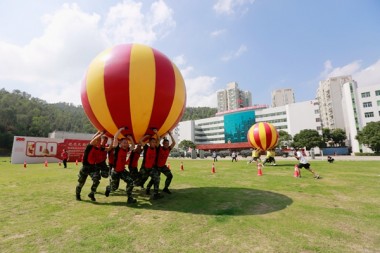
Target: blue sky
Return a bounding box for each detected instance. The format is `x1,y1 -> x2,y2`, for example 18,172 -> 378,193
1,0 -> 380,107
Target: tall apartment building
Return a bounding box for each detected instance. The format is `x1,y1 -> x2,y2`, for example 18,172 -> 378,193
271,88 -> 295,107
217,82 -> 252,112
316,75 -> 352,130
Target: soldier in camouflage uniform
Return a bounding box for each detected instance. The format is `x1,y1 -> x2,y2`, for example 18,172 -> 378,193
98,136 -> 113,179
105,128 -> 137,204
75,131 -> 105,201
138,129 -> 163,200
127,135 -> 147,184
146,131 -> 175,195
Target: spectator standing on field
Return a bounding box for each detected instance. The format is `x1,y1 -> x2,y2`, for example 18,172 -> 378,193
61,149 -> 69,168
212,151 -> 218,162
231,151 -> 237,162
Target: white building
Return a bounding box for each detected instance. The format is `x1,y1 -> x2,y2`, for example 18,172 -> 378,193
194,117 -> 225,144
316,76 -> 352,130
176,100 -> 322,148
357,85 -> 380,125
271,88 -> 295,107
255,100 -> 322,136
341,81 -> 362,153
342,82 -> 380,152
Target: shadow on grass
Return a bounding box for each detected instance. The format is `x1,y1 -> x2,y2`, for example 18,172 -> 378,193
93,187 -> 293,216
262,164 -> 297,167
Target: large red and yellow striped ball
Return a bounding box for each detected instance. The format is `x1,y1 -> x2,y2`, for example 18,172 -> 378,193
247,122 -> 279,151
81,44 -> 186,142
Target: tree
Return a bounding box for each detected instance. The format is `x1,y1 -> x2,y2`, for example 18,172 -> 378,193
278,130 -> 292,148
0,89 -> 97,154
293,129 -> 324,150
181,107 -> 217,121
322,128 -> 332,145
331,128 -> 347,147
356,122 -> 380,153
178,140 -> 196,151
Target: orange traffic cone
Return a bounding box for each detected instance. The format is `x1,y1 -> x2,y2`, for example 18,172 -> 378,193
76,159 -> 78,166
212,162 -> 216,173
44,160 -> 48,167
257,163 -> 263,176
24,161 -> 27,168
294,164 -> 300,178
180,162 -> 184,171
167,162 -> 171,170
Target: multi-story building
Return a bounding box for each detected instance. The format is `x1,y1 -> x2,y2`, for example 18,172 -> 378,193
217,82 -> 252,112
255,100 -> 322,135
357,85 -> 380,125
192,117 -> 225,144
316,75 -> 352,130
342,82 -> 380,152
341,80 -> 362,153
176,100 -> 322,150
176,76 -> 379,154
216,90 -> 228,112
271,88 -> 295,107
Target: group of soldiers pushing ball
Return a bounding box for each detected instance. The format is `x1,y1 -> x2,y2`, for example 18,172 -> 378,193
75,128 -> 175,203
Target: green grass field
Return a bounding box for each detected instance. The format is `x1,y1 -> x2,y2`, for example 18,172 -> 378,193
0,157 -> 379,253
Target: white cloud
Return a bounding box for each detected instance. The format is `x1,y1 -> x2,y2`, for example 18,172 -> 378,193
185,76 -> 218,107
321,60 -> 361,79
0,1 -> 218,108
213,0 -> 255,15
221,44 -> 247,62
174,55 -> 218,107
353,60 -> 380,87
0,1 -> 176,105
320,59 -> 380,87
210,29 -> 226,37
103,0 -> 175,45
172,54 -> 186,66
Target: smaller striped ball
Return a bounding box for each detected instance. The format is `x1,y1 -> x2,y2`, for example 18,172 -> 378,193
247,122 -> 279,151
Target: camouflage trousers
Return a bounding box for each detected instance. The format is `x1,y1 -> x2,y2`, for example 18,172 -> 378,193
157,165 -> 173,189
108,165 -> 120,191
97,161 -> 109,178
108,169 -> 134,197
143,167 -> 161,194
76,165 -> 101,195
128,167 -> 139,183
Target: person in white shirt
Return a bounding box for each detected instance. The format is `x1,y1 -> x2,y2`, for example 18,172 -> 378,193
294,148 -> 320,179
231,151 -> 237,162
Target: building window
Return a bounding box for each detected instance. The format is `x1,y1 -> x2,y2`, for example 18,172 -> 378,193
377,100 -> 380,106
316,118 -> 321,122
364,112 -> 374,118
361,92 -> 370,98
314,109 -> 319,114
376,90 -> 380,96
363,102 -> 372,108
317,126 -> 322,131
